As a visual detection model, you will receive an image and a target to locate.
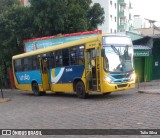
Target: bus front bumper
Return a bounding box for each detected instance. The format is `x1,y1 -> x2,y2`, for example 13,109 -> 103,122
101,81 -> 135,94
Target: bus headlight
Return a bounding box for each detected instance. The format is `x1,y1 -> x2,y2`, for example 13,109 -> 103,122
105,76 -> 113,83
129,73 -> 136,81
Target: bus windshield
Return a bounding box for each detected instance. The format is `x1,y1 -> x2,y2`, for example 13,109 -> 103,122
103,36 -> 134,73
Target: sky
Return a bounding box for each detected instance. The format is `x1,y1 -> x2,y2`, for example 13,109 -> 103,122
131,0 -> 160,22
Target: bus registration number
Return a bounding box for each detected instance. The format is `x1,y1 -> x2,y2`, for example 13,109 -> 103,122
66,68 -> 73,72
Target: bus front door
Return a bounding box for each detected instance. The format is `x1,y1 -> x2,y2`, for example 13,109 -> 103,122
85,47 -> 100,92
40,58 -> 50,91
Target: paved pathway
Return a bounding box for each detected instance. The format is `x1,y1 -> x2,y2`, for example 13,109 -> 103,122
0,83 -> 160,137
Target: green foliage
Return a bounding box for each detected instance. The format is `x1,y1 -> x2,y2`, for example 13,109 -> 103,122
88,3 -> 105,30
29,0 -> 104,36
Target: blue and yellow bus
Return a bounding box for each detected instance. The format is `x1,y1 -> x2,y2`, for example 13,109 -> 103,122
12,34 -> 136,98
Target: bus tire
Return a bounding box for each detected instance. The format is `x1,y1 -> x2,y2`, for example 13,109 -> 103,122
32,82 -> 42,96
76,81 -> 88,99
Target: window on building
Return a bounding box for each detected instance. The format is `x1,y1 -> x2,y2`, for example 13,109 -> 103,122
114,3 -> 116,9
110,29 -> 112,33
129,13 -> 131,20
120,5 -> 125,12
129,3 -> 132,9
110,15 -> 112,21
120,18 -> 125,25
110,0 -> 112,6
115,17 -> 117,22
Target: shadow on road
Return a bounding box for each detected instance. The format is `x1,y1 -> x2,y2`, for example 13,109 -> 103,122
20,91 -> 134,100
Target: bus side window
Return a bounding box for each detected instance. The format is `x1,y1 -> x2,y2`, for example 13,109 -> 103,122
70,47 -> 77,65
23,57 -> 32,71
70,45 -> 84,65
48,52 -> 55,68
55,50 -> 63,67
62,49 -> 69,66
24,58 -> 27,71
77,45 -> 84,65
32,55 -> 40,70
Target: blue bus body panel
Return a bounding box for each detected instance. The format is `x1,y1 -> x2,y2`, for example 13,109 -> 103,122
15,66 -> 84,85
50,65 -> 85,84
15,70 -> 42,84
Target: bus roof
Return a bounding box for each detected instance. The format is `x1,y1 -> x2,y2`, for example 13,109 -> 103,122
13,35 -> 99,59
12,34 -> 130,59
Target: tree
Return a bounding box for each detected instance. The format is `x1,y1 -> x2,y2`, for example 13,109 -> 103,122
0,0 -> 32,87
29,0 -> 104,36
88,3 -> 105,30
0,1 -> 31,60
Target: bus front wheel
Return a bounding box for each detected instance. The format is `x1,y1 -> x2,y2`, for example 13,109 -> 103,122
76,81 -> 88,99
32,83 -> 44,96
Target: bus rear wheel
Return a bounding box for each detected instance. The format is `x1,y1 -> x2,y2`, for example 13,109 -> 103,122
76,81 -> 88,99
32,82 -> 44,96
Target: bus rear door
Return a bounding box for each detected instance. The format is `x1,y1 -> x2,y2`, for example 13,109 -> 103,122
40,57 -> 50,91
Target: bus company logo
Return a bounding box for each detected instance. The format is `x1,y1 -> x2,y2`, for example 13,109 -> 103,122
20,74 -> 30,81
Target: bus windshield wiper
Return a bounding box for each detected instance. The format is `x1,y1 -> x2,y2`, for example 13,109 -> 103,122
111,45 -> 126,71
111,45 -> 122,62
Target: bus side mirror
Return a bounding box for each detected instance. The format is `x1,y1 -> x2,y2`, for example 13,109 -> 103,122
102,49 -> 105,57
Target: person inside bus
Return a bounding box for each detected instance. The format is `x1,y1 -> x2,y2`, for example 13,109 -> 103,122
115,62 -> 126,72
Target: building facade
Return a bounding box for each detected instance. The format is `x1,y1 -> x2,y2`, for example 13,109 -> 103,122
132,15 -> 147,29
92,0 -> 118,34
117,0 -> 133,32
92,0 -> 133,33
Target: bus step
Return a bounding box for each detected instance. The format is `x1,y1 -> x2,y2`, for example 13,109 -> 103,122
46,91 -> 52,94
92,85 -> 97,91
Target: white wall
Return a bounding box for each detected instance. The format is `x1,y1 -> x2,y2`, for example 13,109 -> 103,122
108,0 -> 117,33
92,0 -> 118,34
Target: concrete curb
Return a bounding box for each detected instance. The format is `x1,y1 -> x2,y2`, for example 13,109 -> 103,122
138,89 -> 160,94
0,98 -> 11,103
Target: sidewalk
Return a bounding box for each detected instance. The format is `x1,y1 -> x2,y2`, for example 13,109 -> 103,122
136,80 -> 160,94
0,89 -> 12,103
